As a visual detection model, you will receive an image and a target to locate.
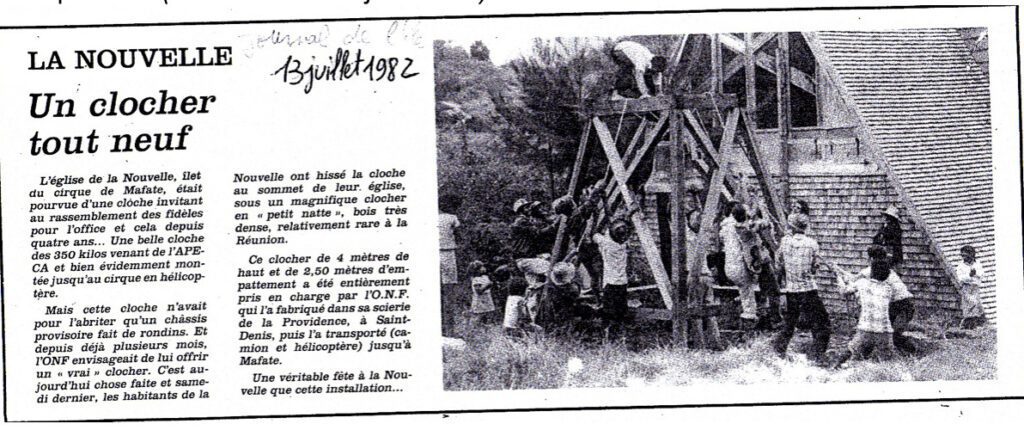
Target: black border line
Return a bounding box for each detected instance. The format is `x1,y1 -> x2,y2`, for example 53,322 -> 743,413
0,2 -> 1021,423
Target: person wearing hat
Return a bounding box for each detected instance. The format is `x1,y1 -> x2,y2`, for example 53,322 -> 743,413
510,199 -> 559,259
955,244 -> 987,329
510,198 -> 536,259
533,261 -> 582,334
528,200 -> 560,256
772,213 -> 832,366
518,258 -> 552,332
873,205 -> 904,271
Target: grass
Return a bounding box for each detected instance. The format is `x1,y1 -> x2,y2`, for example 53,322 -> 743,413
443,318 -> 996,390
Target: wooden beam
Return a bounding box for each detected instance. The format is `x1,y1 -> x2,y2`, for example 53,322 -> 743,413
789,126 -> 858,140
681,123 -> 737,201
750,32 -> 775,51
686,141 -> 729,295
575,116 -> 659,264
683,111 -> 715,157
635,306 -> 723,321
719,33 -> 746,54
670,111 -> 686,286
628,284 -> 661,292
669,110 -> 688,343
634,307 -> 672,321
757,51 -> 816,95
673,92 -> 738,110
592,116 -> 651,208
593,117 -> 675,309
737,110 -> 788,226
585,95 -> 674,117
776,32 -> 792,208
669,34 -> 690,70
656,193 -> 674,273
699,50 -> 815,96
706,33 -> 775,91
710,34 -> 723,94
672,34 -> 705,90
744,33 -> 757,118
550,122 -> 592,261
603,114 -> 669,210
815,55 -> 825,126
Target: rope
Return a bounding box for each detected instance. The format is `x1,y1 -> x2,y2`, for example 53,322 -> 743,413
611,99 -> 629,145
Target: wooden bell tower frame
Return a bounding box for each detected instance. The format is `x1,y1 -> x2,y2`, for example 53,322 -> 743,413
550,33 -> 798,347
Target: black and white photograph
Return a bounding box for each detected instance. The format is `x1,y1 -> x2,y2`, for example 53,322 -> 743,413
436,28 -> 996,390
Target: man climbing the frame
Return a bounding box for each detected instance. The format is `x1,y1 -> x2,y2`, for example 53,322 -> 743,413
610,40 -> 667,100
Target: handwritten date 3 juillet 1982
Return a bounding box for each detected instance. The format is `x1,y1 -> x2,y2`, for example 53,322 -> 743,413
271,48 -> 419,94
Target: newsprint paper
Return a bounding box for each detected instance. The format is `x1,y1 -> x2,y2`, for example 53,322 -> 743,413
1,1 -> 1023,427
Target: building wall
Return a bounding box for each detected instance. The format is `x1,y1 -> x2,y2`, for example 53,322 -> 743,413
790,173 -> 960,317
636,170 -> 962,319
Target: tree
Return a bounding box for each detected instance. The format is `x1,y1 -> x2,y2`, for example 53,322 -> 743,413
434,40 -> 544,263
469,40 -> 491,62
506,37 -> 612,197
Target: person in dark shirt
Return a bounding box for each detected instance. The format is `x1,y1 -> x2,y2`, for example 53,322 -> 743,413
509,199 -> 557,259
873,205 -> 904,271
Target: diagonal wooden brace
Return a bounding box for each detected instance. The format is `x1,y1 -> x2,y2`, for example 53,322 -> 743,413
592,117 -> 674,310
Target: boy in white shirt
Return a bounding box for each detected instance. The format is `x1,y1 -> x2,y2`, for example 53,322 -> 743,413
955,245 -> 987,329
592,218 -> 633,340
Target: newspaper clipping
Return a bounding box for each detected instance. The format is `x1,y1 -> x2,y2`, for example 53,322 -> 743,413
1,2 -> 1022,425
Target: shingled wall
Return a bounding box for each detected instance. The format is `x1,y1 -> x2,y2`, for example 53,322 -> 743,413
813,29 -> 995,321
790,173 -> 960,318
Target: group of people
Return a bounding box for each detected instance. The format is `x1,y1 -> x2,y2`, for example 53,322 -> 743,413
437,183 -> 645,339
717,197 -> 988,368
440,180 -> 989,368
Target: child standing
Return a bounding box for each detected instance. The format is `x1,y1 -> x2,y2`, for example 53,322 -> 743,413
502,275 -> 530,336
955,245 -> 987,329
592,218 -> 633,340
831,260 -> 898,368
467,261 -> 496,327
519,258 -> 551,333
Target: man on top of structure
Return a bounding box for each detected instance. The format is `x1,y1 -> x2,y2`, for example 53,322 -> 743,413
610,40 -> 667,99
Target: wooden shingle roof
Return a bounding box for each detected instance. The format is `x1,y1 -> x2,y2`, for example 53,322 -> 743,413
809,29 -> 995,319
